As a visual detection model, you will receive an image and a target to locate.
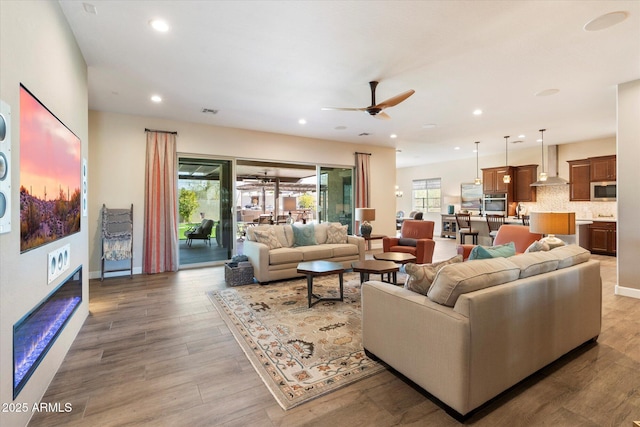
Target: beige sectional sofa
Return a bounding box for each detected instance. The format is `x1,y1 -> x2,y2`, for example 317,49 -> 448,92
244,222 -> 365,284
361,245 -> 601,419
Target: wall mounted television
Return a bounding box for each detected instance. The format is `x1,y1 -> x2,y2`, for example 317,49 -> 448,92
19,84 -> 81,253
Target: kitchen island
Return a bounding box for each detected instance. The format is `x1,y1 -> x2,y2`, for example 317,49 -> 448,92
451,215 -> 594,249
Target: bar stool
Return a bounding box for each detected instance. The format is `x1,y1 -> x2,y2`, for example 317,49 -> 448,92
522,215 -> 530,226
485,214 -> 505,244
455,213 -> 478,244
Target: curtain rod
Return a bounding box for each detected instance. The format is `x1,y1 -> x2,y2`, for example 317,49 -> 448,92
145,128 -> 178,135
355,151 -> 371,155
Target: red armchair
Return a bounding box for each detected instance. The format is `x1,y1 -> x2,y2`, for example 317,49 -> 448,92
383,220 -> 436,264
457,224 -> 542,260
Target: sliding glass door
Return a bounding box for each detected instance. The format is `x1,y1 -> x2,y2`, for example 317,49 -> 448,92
318,166 -> 354,233
178,157 -> 233,266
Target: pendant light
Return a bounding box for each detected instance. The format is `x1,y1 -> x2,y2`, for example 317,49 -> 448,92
503,135 -> 511,183
537,129 -> 548,182
474,141 -> 482,185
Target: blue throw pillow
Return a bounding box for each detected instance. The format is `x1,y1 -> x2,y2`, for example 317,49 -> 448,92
469,241 -> 516,260
293,223 -> 317,247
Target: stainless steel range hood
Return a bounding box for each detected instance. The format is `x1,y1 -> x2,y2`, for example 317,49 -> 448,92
531,145 -> 569,186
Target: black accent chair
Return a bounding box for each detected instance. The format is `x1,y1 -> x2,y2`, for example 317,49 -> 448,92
185,219 -> 214,246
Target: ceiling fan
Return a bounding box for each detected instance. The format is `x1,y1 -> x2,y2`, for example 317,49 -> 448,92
322,81 -> 415,120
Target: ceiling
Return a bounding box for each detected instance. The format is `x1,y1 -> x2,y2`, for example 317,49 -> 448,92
59,1 -> 640,168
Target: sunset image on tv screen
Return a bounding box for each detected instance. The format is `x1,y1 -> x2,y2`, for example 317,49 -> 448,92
19,85 -> 81,253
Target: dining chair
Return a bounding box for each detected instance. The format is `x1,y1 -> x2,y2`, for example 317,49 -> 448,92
455,213 -> 478,244
485,214 -> 505,244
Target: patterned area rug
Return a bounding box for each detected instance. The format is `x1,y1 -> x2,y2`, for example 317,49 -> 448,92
207,273 -> 386,410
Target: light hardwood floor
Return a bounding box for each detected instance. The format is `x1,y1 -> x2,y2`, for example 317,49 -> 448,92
29,238 -> 640,426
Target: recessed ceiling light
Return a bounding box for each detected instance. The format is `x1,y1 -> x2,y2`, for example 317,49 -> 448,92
422,123 -> 437,129
518,134 -> 525,138
535,88 -> 560,97
151,95 -> 162,103
454,146 -> 461,150
584,11 -> 629,31
298,119 -> 307,125
390,134 -> 397,139
473,109 -> 482,116
149,19 -> 170,32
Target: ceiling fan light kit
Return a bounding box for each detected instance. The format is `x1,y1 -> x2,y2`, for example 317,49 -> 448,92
322,81 -> 414,120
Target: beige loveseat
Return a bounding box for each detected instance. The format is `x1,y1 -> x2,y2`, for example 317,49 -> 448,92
361,245 -> 601,418
244,222 -> 365,284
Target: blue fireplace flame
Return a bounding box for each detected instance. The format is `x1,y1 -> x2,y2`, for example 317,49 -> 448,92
13,267 -> 82,398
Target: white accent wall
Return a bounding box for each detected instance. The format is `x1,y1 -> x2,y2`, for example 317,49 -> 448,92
0,2 -> 89,426
617,79 -> 640,297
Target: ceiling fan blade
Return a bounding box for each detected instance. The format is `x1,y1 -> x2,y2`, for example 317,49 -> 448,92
321,106 -> 367,112
374,111 -> 391,120
375,89 -> 415,109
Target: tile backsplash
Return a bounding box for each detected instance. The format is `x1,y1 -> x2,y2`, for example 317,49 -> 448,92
518,185 -> 616,219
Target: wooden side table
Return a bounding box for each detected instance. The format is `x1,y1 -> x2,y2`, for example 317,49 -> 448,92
357,234 -> 385,250
296,261 -> 345,308
373,252 -> 417,265
351,260 -> 399,284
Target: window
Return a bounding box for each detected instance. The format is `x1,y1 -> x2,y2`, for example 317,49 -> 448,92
412,178 -> 441,213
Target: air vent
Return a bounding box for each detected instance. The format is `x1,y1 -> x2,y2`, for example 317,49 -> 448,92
358,132 -> 370,137
201,108 -> 219,114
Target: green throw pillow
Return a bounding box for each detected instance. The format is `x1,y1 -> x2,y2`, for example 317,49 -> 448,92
469,241 -> 516,260
292,223 -> 317,247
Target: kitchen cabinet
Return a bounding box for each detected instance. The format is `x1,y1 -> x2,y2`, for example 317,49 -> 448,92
513,164 -> 537,202
482,166 -> 514,199
568,159 -> 591,201
590,155 -> 616,181
588,221 -> 616,256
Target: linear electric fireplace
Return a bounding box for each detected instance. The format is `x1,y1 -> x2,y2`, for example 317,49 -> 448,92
13,266 -> 82,398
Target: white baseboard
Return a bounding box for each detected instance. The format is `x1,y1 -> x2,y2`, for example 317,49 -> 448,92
89,267 -> 142,280
615,285 -> 640,300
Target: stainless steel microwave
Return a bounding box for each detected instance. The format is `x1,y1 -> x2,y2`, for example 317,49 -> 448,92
591,181 -> 616,201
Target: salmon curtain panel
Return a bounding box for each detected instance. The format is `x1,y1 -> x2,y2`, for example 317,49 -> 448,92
355,152 -> 371,208
143,130 -> 179,274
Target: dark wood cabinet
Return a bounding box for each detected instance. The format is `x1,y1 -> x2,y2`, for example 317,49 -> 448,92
590,155 -> 616,181
513,164 -> 537,202
482,166 -> 514,199
588,221 -> 616,256
568,159 -> 591,201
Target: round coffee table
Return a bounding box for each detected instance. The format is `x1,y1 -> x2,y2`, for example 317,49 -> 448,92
373,252 -> 417,265
297,261 -> 345,308
351,260 -> 399,284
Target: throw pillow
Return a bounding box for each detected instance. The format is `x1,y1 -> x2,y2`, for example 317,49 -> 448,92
398,238 -> 418,247
549,244 -> 591,269
252,228 -> 283,250
293,223 -> 317,247
524,239 -> 550,253
427,257 -> 521,307
468,242 -> 516,260
326,223 -> 348,244
405,255 -> 463,295
508,251 -> 559,278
